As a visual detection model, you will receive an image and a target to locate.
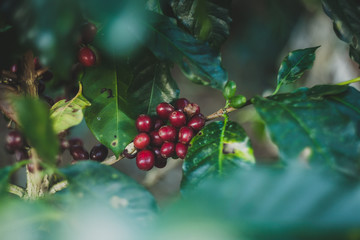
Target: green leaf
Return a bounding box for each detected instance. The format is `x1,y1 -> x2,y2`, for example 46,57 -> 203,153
276,46 -> 319,89
253,85 -> 360,177
322,0 -> 360,65
82,64 -> 136,157
180,165 -> 360,239
145,12 -> 228,90
59,161 -> 157,221
170,0 -> 232,50
50,85 -> 91,134
14,97 -> 58,165
182,120 -> 255,189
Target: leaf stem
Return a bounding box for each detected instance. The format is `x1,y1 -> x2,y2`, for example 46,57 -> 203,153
272,84 -> 282,95
337,76 -> 360,85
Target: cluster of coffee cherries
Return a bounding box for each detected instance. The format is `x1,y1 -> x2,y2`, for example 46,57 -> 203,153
4,130 -> 29,162
77,21 -> 97,67
130,98 -> 206,171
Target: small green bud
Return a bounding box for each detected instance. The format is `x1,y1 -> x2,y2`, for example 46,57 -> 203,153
230,94 -> 246,108
223,81 -> 237,100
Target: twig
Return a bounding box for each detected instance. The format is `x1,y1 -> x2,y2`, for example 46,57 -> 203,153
8,184 -> 26,198
49,180 -> 68,194
101,142 -> 136,166
35,67 -> 49,78
205,99 -> 252,121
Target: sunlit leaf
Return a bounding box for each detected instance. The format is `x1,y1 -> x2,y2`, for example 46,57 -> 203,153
182,120 -> 255,190
253,85 -> 360,177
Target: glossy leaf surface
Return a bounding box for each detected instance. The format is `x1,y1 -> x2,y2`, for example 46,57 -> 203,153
182,120 -> 255,189
253,85 -> 360,177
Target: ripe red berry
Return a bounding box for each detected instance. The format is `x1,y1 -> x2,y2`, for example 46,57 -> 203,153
169,110 -> 187,128
90,144 -> 108,162
68,138 -> 83,149
156,102 -> 174,119
81,22 -> 97,44
187,114 -> 206,131
150,130 -> 164,147
184,103 -> 200,118
158,125 -> 177,142
78,47 -> 96,67
70,146 -> 89,160
136,150 -> 154,171
160,142 -> 175,158
136,114 -> 153,132
15,149 -> 29,161
178,126 -> 194,144
175,143 -> 188,159
174,98 -> 190,111
153,117 -> 164,130
154,148 -> 167,168
6,131 -> 24,150
10,64 -> 17,73
134,133 -> 151,149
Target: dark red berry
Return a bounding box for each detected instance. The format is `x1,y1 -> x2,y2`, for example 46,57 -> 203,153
70,146 -> 89,160
158,125 -> 177,142
178,126 -> 194,144
38,80 -> 45,94
156,102 -> 174,119
160,142 -> 175,158
27,163 -> 42,173
184,103 -> 200,118
153,148 -> 167,168
153,117 -> 164,130
136,114 -> 153,132
5,144 -> 15,154
81,22 -> 97,44
60,139 -> 69,152
41,71 -> 53,82
122,149 -> 137,159
150,130 -> 164,147
176,143 -> 188,159
10,64 -> 17,73
90,144 -> 108,162
134,133 -> 151,149
169,110 -> 187,128
187,114 -> 206,131
136,150 -> 154,171
68,138 -> 83,149
15,149 -> 29,161
78,47 -> 96,67
174,98 -> 190,111
6,131 -> 24,150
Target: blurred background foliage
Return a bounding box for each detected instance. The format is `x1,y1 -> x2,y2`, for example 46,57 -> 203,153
0,0 -> 360,204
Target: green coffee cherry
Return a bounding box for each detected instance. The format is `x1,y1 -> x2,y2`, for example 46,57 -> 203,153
223,81 -> 237,100
230,94 -> 246,108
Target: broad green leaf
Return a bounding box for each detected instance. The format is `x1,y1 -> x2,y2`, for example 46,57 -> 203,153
14,97 -> 58,165
182,120 -> 255,189
82,64 -> 136,157
145,12 -> 228,90
276,47 -> 319,88
50,84 -> 91,134
170,0 -> 232,50
253,85 -> 360,177
59,161 -> 157,221
178,165 -> 360,239
126,54 -> 179,118
322,0 -> 360,65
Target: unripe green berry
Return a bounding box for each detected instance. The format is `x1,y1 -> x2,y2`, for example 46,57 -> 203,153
230,94 -> 246,108
223,81 -> 237,100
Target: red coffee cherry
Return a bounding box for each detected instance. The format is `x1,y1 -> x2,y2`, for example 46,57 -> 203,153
178,126 -> 194,144
6,131 -> 24,151
158,125 -> 177,142
187,114 -> 206,131
156,102 -> 174,119
10,64 -> 17,73
136,114 -> 153,132
160,142 -> 175,158
134,133 -> 151,149
70,146 -> 89,160
153,117 -> 164,130
15,149 -> 30,161
90,144 -> 108,162
175,143 -> 188,159
68,138 -> 83,149
174,98 -> 190,111
136,150 -> 154,171
169,110 -> 187,128
78,47 -> 96,67
149,130 -> 164,147
81,22 -> 97,44
153,148 -> 167,168
184,103 -> 200,118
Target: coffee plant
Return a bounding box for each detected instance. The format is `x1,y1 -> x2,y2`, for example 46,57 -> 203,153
0,0 -> 360,239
